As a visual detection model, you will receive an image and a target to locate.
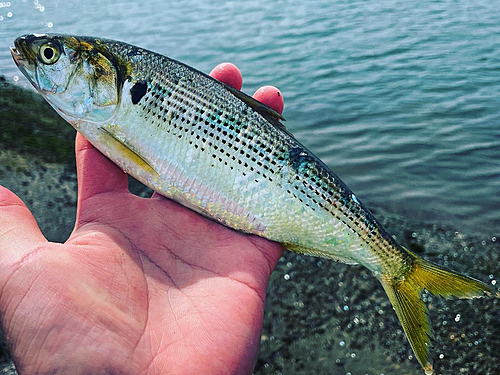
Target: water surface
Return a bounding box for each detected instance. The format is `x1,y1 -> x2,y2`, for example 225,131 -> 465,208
1,0 -> 499,237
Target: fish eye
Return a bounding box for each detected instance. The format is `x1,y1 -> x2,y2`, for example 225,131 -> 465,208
39,42 -> 60,65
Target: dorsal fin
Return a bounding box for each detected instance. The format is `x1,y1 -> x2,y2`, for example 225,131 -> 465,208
224,84 -> 294,137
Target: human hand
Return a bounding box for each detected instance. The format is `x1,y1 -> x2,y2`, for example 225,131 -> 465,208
0,64 -> 285,375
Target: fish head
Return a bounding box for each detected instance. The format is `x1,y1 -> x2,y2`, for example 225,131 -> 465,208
11,33 -> 122,124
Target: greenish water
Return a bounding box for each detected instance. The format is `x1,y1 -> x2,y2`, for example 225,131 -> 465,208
1,0 -> 499,237
0,1 -> 499,374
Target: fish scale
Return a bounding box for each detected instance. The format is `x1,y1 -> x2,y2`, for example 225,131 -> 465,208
11,33 -> 494,374
116,45 -> 386,271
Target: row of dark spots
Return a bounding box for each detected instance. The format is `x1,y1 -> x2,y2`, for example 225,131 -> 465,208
286,164 -> 380,248
298,167 -> 388,252
189,110 -> 292,186
135,83 -> 302,205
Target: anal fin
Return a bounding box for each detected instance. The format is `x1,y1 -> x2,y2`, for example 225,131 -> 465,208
285,243 -> 359,265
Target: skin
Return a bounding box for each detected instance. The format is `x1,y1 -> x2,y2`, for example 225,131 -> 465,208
0,65 -> 285,375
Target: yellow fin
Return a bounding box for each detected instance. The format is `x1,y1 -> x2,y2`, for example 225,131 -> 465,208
98,127 -> 158,177
381,250 -> 493,375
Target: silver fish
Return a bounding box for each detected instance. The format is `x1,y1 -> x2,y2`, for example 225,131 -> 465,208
11,33 -> 494,374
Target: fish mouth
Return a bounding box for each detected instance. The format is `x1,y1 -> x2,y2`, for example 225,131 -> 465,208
10,45 -> 23,66
11,37 -> 39,88
10,44 -> 29,81
11,35 -> 40,67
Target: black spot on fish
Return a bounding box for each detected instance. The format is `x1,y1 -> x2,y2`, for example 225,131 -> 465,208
288,147 -> 312,172
131,80 -> 148,104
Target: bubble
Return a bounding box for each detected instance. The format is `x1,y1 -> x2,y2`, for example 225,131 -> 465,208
0,16 -> 3,21
47,21 -> 53,27
7,11 -> 12,17
343,305 -> 349,311
13,75 -> 19,82
455,314 -> 461,322
34,0 -> 45,12
286,262 -> 292,268
492,280 -> 497,286
339,340 -> 345,346
284,273 -> 290,280
489,274 -> 494,279
350,352 -> 356,358
439,353 -> 445,359
412,232 -> 417,238
492,236 -> 497,242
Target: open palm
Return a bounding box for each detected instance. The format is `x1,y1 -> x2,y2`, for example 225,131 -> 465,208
0,67 -> 285,375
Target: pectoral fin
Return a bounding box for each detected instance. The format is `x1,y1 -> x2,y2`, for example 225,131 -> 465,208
98,127 -> 158,177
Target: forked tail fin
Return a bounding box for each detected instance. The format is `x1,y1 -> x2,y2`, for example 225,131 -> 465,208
380,250 -> 494,375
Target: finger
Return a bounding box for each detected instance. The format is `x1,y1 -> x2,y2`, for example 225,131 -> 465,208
253,86 -> 284,115
210,63 -> 243,90
0,185 -> 47,264
75,133 -> 128,206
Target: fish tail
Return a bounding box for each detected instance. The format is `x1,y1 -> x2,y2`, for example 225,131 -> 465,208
380,250 -> 493,375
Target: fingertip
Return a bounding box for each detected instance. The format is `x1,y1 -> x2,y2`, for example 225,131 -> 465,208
210,63 -> 243,90
253,85 -> 284,115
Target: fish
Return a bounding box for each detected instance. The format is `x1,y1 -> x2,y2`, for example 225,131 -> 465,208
10,33 -> 495,374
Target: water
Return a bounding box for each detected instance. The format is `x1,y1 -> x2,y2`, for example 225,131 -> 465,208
1,0 -> 500,237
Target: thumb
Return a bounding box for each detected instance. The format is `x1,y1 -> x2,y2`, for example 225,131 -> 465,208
0,185 -> 47,266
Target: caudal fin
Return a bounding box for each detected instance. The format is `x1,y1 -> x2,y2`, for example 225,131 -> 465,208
380,250 -> 494,375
